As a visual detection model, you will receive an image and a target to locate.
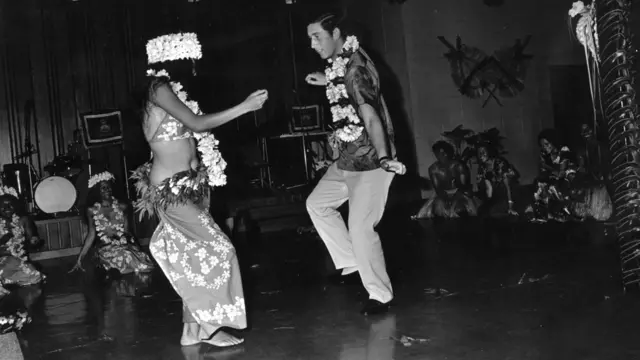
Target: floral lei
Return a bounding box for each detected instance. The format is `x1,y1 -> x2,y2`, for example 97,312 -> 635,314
325,35 -> 363,143
91,200 -> 128,246
0,214 -> 26,260
146,70 -> 227,187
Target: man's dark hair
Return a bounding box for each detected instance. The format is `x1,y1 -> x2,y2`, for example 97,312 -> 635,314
309,11 -> 350,38
537,128 -> 562,149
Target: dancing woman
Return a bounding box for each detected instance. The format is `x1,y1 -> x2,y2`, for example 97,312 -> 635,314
70,171 -> 154,276
0,186 -> 44,287
130,32 -> 267,347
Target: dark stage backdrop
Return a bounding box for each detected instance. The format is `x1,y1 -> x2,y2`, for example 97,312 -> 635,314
0,0 -> 342,201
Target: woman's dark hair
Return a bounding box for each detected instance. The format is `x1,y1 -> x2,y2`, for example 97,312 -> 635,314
537,128 -> 562,149
432,140 -> 455,157
133,60 -> 201,123
82,180 -> 127,223
309,11 -> 350,38
0,194 -> 25,217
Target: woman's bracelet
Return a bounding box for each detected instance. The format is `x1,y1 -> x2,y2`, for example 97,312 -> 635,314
377,156 -> 391,167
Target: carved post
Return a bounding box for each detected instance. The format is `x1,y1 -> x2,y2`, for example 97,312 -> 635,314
597,0 -> 640,291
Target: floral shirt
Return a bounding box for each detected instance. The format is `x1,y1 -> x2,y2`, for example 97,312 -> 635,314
477,157 -> 517,185
539,146 -> 579,180
335,48 -> 395,172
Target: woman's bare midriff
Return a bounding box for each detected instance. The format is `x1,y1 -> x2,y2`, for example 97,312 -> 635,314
148,138 -> 198,185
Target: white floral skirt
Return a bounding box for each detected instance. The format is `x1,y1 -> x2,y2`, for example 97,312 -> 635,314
95,239 -> 154,275
0,256 -> 44,286
150,200 -> 246,334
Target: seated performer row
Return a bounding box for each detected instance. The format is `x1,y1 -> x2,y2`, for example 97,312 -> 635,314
414,128 -> 612,223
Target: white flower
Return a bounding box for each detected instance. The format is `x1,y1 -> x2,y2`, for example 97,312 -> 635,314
88,172 -> 115,189
146,69 -> 170,78
0,186 -> 18,198
146,32 -> 203,64
569,1 -> 586,18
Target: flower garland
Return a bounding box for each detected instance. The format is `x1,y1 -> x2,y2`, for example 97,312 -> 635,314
325,35 -> 364,143
146,33 -> 203,65
0,309 -> 30,335
569,1 -> 599,62
131,162 -> 209,220
146,71 -> 227,187
92,200 -> 129,246
88,171 -> 115,189
0,186 -> 18,198
0,214 -> 26,260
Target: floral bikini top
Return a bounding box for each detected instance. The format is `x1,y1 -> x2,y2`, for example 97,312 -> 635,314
147,106 -> 193,143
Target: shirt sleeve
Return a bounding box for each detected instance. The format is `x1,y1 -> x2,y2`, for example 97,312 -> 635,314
345,65 -> 378,108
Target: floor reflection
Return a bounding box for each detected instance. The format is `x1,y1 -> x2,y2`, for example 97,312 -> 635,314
339,313 -> 397,360
7,215 -> 640,359
180,344 -> 246,360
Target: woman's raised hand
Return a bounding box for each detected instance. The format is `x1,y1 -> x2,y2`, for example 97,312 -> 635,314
243,90 -> 269,112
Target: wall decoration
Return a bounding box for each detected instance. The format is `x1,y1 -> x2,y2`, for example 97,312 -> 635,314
438,35 -> 533,107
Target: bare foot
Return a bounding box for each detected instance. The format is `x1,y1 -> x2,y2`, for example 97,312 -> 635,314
202,331 -> 244,347
181,333 -> 200,346
180,324 -> 200,346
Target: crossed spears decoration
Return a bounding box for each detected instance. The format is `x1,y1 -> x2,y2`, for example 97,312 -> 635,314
437,35 -> 533,107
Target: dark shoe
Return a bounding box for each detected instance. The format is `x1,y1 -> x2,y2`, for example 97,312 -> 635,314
360,299 -> 391,315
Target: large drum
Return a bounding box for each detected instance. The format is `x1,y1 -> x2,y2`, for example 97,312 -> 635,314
34,176 -> 77,214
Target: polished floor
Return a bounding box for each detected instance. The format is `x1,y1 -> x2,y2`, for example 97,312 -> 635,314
7,215 -> 640,360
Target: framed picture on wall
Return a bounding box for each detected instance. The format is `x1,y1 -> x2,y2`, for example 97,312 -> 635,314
290,105 -> 322,132
80,110 -> 123,147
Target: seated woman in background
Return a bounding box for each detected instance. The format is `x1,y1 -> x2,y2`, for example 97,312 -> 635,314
0,186 -> 45,287
413,141 -> 477,219
526,129 -> 582,222
475,141 -> 519,217
571,124 -> 612,221
70,172 -> 154,277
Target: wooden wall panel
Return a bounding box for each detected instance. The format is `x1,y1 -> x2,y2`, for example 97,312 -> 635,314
34,216 -> 87,252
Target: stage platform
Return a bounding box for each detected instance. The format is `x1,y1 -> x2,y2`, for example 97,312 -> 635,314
29,178 -> 419,261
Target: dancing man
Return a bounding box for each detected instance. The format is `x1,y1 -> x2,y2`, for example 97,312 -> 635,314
304,12 -> 406,315
0,185 -> 44,287
131,32 -> 267,347
70,171 -> 154,277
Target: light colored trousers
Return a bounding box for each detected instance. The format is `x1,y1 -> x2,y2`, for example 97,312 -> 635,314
306,163 -> 395,303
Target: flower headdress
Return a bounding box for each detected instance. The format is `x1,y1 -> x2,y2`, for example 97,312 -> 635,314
88,171 -> 115,189
0,186 -> 18,198
146,69 -> 170,78
146,32 -> 203,65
